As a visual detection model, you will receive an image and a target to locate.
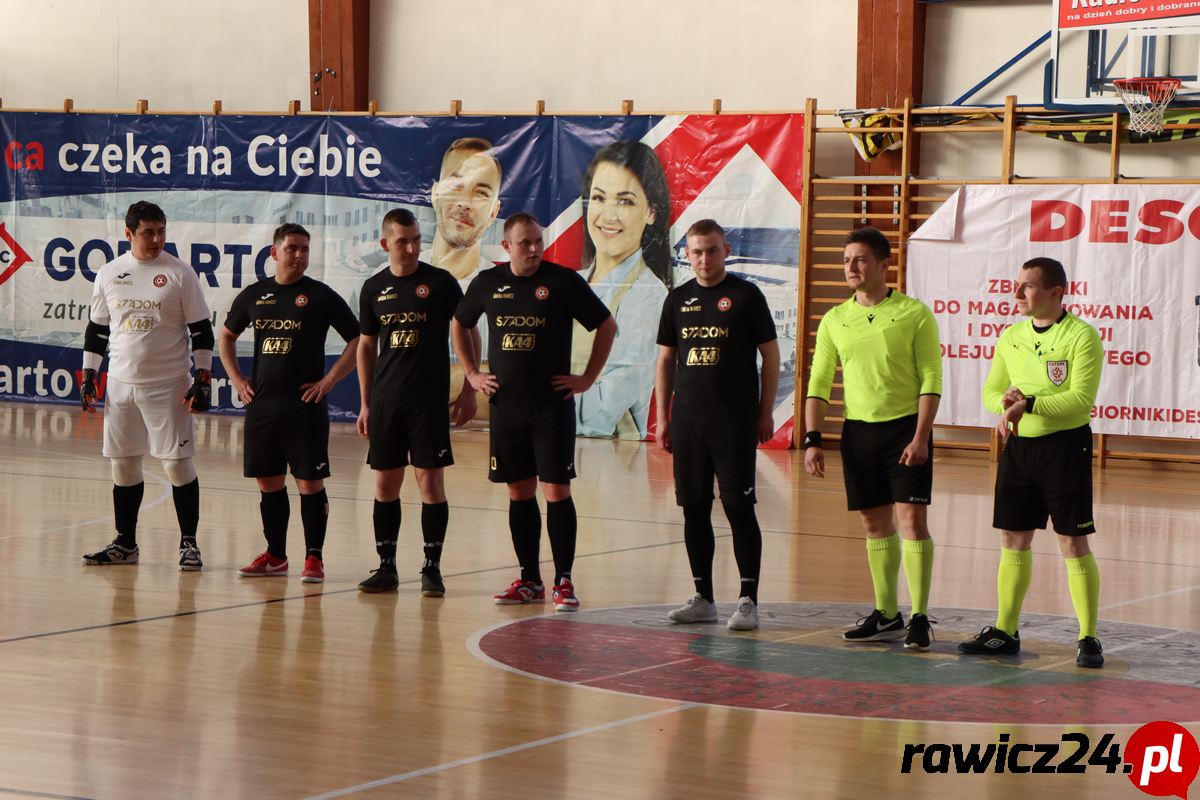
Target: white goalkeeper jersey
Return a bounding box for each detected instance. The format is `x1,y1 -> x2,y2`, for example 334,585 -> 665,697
88,251 -> 211,385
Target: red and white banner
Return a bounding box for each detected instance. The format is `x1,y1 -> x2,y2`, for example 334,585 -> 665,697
908,185 -> 1200,439
1056,0 -> 1200,31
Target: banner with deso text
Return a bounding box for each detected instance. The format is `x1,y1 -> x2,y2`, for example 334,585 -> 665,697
0,113 -> 803,446
907,184 -> 1200,439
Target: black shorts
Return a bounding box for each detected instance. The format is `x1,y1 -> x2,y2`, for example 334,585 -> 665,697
243,400 -> 330,481
670,420 -> 758,508
367,401 -> 453,471
840,414 -> 933,511
993,424 -> 1096,536
488,400 -> 577,485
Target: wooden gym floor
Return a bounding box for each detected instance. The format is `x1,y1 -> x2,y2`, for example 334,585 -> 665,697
0,400 -> 1197,799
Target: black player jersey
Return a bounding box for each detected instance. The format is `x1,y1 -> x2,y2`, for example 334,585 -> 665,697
657,274 -> 777,423
360,262 -> 462,403
225,275 -> 359,403
455,261 -> 611,408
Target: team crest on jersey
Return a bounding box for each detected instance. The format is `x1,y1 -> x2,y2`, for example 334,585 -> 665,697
1046,360 -> 1068,386
153,274 -> 167,288
717,296 -> 732,312
535,286 -> 549,300
295,294 -> 309,307
416,284 -> 430,298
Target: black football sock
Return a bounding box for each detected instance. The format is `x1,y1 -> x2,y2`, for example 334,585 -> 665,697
373,499 -> 400,568
546,497 -> 577,586
172,478 -> 200,547
508,497 -> 542,585
723,500 -> 762,604
113,482 -> 145,548
300,489 -> 329,559
682,502 -> 716,603
259,488 -> 290,560
421,501 -> 449,570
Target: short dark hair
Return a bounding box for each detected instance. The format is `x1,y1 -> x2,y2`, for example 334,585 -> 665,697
440,137 -> 502,181
382,208 -> 418,232
503,212 -> 541,237
1022,256 -> 1067,290
273,223 -> 311,245
125,201 -> 165,232
843,226 -> 891,260
685,219 -> 725,240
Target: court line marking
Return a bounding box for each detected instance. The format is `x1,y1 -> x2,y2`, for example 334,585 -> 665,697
463,609 -> 1200,728
301,703 -> 694,800
1100,581 -> 1200,611
0,787 -> 95,800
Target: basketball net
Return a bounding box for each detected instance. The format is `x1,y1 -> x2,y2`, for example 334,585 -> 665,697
1113,77 -> 1181,135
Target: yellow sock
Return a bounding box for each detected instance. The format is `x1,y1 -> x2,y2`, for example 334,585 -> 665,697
1065,553 -> 1101,639
866,534 -> 901,618
902,538 -> 934,616
995,548 -> 1033,635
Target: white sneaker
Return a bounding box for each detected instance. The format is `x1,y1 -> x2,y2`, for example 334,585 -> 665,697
727,597 -> 759,631
667,593 -> 718,624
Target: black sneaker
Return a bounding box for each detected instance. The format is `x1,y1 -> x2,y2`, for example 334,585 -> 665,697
420,567 -> 445,597
958,626 -> 1021,655
1076,636 -> 1104,668
904,613 -> 936,650
843,609 -> 906,641
82,539 -> 139,565
178,542 -> 203,571
357,566 -> 399,593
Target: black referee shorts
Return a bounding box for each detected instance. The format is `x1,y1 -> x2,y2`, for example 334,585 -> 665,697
488,400 -> 577,485
367,400 -> 453,471
670,419 -> 758,508
243,400 -> 331,481
839,414 -> 933,511
993,424 -> 1096,536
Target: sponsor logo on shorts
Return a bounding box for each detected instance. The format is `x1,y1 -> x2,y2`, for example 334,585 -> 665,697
315,462 -> 327,470
389,329 -> 420,348
1047,359 -> 1068,386
437,449 -> 448,457
717,296 -> 732,312
907,496 -> 929,503
490,456 -> 497,470
261,337 -> 292,354
178,440 -> 189,447
153,274 -> 167,288
535,286 -> 549,300
295,294 -> 309,307
416,284 -> 430,298
502,333 -> 536,351
686,347 -> 721,366
120,315 -> 155,332
743,487 -> 754,495
257,293 -> 276,305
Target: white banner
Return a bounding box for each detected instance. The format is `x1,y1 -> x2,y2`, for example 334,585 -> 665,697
908,185 -> 1200,439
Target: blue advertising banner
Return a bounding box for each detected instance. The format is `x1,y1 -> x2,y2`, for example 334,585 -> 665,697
1,112 -> 803,444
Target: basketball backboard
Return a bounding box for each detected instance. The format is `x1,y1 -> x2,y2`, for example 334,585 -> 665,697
1048,1 -> 1200,109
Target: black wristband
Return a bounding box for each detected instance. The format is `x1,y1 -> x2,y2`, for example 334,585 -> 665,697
1025,395 -> 1036,412
802,431 -> 822,449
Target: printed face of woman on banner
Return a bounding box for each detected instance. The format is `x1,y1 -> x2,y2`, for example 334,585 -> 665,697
587,162 -> 656,272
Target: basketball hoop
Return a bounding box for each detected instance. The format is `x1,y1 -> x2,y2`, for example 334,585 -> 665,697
1113,77 -> 1181,135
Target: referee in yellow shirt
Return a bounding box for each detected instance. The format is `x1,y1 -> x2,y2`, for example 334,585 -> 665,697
805,227 -> 942,650
958,257 -> 1104,668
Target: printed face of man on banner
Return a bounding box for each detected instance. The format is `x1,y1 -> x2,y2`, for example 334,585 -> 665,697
427,138 -> 502,281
